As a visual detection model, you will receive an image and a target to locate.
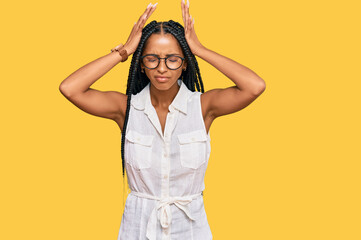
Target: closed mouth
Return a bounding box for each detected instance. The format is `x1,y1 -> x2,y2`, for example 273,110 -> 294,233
155,76 -> 170,82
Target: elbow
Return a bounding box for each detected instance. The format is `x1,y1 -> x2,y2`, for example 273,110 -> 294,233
59,83 -> 72,98
252,80 -> 266,96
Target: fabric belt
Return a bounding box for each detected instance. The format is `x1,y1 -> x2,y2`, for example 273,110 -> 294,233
129,191 -> 203,240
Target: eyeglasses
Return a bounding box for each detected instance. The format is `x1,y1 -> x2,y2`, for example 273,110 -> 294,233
140,54 -> 185,70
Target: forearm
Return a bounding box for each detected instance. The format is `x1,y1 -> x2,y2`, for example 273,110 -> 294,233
196,46 -> 265,94
59,50 -> 126,96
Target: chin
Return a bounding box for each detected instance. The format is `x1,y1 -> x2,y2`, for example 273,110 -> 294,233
151,78 -> 177,90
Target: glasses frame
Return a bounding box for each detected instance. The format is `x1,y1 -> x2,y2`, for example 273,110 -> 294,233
140,54 -> 185,70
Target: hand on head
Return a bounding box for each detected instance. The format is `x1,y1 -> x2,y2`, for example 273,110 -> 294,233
117,1 -> 204,58
123,3 -> 158,55
181,0 -> 204,56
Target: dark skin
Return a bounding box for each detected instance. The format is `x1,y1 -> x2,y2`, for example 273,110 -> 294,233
137,33 -> 189,135
59,1 -> 265,136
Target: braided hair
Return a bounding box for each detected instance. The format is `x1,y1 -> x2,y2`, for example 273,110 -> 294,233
121,20 -> 204,178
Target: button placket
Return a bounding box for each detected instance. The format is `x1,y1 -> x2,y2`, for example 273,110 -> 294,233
161,139 -> 169,198
161,128 -> 169,199
160,106 -> 180,230
161,109 -> 175,199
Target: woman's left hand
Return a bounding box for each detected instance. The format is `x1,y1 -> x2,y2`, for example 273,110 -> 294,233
181,0 -> 204,56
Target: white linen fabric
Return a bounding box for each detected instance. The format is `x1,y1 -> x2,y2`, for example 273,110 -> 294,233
117,79 -> 212,240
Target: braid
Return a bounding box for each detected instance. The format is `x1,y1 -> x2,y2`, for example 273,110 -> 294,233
120,20 -> 204,179
120,21 -> 158,177
166,20 -> 204,93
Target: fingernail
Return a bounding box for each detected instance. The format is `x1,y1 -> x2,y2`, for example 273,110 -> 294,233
147,3 -> 152,8
153,2 -> 158,7
187,0 -> 189,7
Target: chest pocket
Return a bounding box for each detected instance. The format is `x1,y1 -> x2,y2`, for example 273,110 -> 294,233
177,129 -> 208,169
125,130 -> 154,170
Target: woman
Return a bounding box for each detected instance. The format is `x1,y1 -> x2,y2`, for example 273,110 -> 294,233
59,1 -> 265,239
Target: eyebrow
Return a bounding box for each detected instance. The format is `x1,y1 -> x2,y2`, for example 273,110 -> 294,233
146,53 -> 181,56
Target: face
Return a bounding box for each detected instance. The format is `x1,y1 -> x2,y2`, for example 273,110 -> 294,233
140,33 -> 187,91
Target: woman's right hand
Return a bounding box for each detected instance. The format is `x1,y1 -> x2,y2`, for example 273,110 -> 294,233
116,3 -> 158,56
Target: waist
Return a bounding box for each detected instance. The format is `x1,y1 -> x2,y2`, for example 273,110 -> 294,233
129,190 -> 203,202
128,190 -> 203,239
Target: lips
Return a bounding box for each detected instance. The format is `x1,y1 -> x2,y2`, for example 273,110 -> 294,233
155,76 -> 170,82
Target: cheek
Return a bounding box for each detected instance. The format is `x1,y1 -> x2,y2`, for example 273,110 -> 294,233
176,70 -> 182,78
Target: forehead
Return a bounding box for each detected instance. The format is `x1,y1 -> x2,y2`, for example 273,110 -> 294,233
143,34 -> 183,55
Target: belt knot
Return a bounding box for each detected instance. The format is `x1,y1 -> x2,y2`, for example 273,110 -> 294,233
129,191 -> 202,240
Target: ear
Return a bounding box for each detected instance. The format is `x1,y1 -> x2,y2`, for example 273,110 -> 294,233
183,59 -> 187,71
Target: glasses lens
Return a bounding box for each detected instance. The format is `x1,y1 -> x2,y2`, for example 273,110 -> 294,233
142,55 -> 159,69
142,55 -> 183,69
166,56 -> 182,69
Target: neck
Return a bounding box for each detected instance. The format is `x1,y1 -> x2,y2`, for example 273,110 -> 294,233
149,81 -> 180,110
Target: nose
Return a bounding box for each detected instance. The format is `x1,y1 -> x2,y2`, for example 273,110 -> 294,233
157,58 -> 167,72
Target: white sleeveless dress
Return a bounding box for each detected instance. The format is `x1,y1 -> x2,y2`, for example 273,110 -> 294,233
117,79 -> 212,240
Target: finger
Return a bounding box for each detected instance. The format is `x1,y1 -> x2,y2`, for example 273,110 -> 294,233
137,16 -> 147,31
126,23 -> 136,43
146,3 -> 156,17
139,7 -> 151,28
189,16 -> 194,32
136,4 -> 153,31
144,3 -> 152,14
129,23 -> 136,39
130,3 -> 150,39
189,15 -> 193,30
127,21 -> 138,40
181,0 -> 185,21
182,0 -> 186,31
188,15 -> 191,25
146,3 -> 157,20
143,3 -> 157,23
137,3 -> 152,25
185,0 -> 189,32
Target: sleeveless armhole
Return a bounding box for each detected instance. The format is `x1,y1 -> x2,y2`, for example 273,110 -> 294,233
198,92 -> 210,137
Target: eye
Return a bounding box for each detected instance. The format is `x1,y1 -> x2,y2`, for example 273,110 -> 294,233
144,55 -> 157,62
168,56 -> 180,62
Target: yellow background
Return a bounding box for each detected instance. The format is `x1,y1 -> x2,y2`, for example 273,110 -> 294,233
1,0 -> 360,239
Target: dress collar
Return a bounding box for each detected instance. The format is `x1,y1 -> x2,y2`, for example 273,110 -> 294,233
131,79 -> 189,115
